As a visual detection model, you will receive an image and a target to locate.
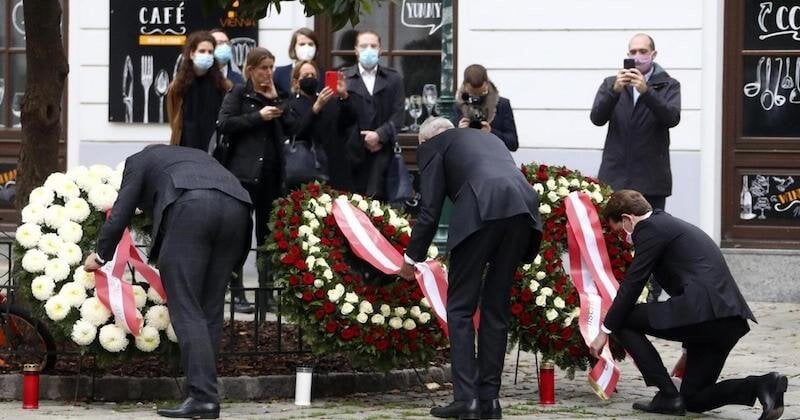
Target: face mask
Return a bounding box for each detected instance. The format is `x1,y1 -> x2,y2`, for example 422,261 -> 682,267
299,77 -> 319,96
633,53 -> 653,74
214,44 -> 232,65
295,45 -> 316,61
358,47 -> 379,69
193,53 -> 214,73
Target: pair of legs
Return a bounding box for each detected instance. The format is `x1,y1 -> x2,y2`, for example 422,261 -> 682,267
446,215 -> 540,401
615,305 -> 765,412
158,189 -> 250,403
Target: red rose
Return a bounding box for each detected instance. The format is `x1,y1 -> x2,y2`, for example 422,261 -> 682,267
324,215 -> 336,226
520,288 -> 533,303
277,208 -> 286,218
333,262 -> 349,273
382,225 -> 397,236
275,220 -> 285,229
547,323 -> 560,333
314,289 -> 324,299
323,302 -> 336,314
325,321 -> 337,333
521,312 -> 532,326
511,303 -> 524,315
375,339 -> 389,351
302,291 -> 313,302
290,229 -> 299,239
543,248 -> 556,261
277,240 -> 289,250
399,233 -> 411,247
294,260 -> 307,271
281,254 -> 296,265
302,272 -> 315,285
372,216 -> 384,224
408,342 -> 419,352
290,215 -> 301,225
561,327 -> 573,340
314,309 -> 325,320
407,329 -> 419,340
289,275 -> 300,286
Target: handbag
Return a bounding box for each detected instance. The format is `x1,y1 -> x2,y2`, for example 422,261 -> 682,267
283,137 -> 328,189
384,142 -> 415,204
209,127 -> 232,167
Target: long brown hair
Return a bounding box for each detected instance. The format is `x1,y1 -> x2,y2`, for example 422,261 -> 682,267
171,31 -> 228,98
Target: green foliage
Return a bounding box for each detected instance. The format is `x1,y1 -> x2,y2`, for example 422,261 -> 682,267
203,0 -> 389,30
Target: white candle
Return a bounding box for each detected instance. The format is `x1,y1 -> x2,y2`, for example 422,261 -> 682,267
294,366 -> 313,406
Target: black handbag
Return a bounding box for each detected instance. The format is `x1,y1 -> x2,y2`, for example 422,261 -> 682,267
384,142 -> 415,204
209,127 -> 232,167
283,137 -> 328,189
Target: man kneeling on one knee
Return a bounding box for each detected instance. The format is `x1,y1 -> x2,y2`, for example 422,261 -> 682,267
589,189 -> 787,420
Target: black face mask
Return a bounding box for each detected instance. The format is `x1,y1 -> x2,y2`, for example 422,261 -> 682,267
299,77 -> 319,96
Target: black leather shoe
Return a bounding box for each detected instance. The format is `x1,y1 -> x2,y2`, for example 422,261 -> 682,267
480,398 -> 502,419
232,296 -> 255,314
632,391 -> 685,416
157,397 -> 220,419
430,399 -> 480,419
757,372 -> 788,420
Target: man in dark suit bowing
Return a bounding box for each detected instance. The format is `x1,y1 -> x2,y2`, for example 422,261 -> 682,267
398,118 -> 542,420
84,145 -> 251,419
589,190 -> 787,420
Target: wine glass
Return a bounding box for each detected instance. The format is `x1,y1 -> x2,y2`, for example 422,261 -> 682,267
0,78 -> 5,107
12,92 -> 23,128
408,95 -> 423,132
422,84 -> 438,117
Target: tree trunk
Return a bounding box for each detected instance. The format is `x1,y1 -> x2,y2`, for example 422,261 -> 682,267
15,0 -> 69,211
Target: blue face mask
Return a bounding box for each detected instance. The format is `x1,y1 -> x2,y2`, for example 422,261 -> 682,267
193,53 -> 214,73
214,44 -> 232,65
358,47 -> 379,69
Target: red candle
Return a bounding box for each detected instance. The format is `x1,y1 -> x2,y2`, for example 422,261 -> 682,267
539,360 -> 555,404
22,363 -> 40,409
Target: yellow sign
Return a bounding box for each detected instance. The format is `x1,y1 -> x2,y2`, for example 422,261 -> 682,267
139,35 -> 186,46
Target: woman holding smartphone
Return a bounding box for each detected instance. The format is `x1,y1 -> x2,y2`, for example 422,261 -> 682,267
282,61 -> 358,191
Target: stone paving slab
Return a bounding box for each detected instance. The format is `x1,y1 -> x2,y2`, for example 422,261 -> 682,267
1,302 -> 798,419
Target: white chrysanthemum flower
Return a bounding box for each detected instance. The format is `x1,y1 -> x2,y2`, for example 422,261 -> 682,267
540,287 -> 554,297
73,266 -> 95,289
535,272 -> 547,281
315,257 -> 328,268
135,325 -> 161,352
37,233 -> 63,255
557,187 -> 570,197
546,179 -> 557,190
557,176 -> 569,187
359,301 -> 374,314
71,319 -> 98,346
356,312 -> 369,324
370,314 -> 385,325
535,295 -> 547,307
563,316 -> 575,327
393,307 -> 407,317
43,205 -> 69,230
44,258 -> 70,282
64,198 -> 91,223
298,225 -> 312,237
327,284 -> 345,303
371,207 -> 383,217
166,323 -> 178,342
420,297 -> 430,308
302,210 -> 315,220
87,184 -> 118,211
529,280 -> 540,292
21,249 -> 48,273
547,191 -> 559,203
31,275 -> 56,301
545,309 -> 559,321
308,245 -> 320,255
21,204 -> 47,225
65,165 -> 89,182
304,255 -> 315,270
570,178 -> 580,187
402,318 -> 417,330
344,292 -> 359,304
99,324 -> 129,352
350,194 -> 363,202
57,221 -> 83,244
539,204 -> 552,215
132,285 -> 147,308
53,178 -> 81,200
388,317 -> 403,329
145,305 -> 170,330
534,255 -> 542,265
45,295 -> 71,321
108,174 -> 123,190
322,268 -> 333,280
409,305 -> 421,318
115,161 -> 125,173
357,200 -> 369,212
313,206 -> 326,218
533,183 -> 545,195
318,193 -> 331,204
306,234 -> 320,246
43,172 -> 69,190
341,302 -> 355,315
313,279 -> 324,288
418,312 -> 431,324
57,243 -> 83,266
15,223 -> 42,249
80,297 -> 112,326
147,286 -> 165,304
28,186 -> 55,207
308,219 -> 320,230
58,281 -> 87,308
427,245 -> 439,259
592,191 -> 604,204
88,164 -> 114,181
380,304 -> 391,316
553,297 -> 566,309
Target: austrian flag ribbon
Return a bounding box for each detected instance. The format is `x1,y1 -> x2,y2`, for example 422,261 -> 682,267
94,228 -> 167,336
564,191 -> 621,400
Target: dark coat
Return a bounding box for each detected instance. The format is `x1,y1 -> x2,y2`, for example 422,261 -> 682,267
95,145 -> 252,263
282,92 -> 358,191
603,210 -> 756,332
273,64 -> 324,99
224,63 -> 246,86
217,81 -> 285,186
342,64 -> 406,198
590,63 -> 681,197
453,82 -> 519,151
405,128 -> 543,262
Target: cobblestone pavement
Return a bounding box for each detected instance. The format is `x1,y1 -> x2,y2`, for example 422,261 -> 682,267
1,302 -> 797,419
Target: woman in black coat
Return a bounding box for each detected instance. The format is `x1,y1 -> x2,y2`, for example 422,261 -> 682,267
282,61 -> 358,191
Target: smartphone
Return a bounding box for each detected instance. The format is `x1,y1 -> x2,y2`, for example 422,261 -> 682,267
623,58 -> 636,69
325,70 -> 340,94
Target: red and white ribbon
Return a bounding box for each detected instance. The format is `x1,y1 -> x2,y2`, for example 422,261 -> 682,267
564,192 -> 620,400
332,197 -> 458,336
94,227 -> 167,336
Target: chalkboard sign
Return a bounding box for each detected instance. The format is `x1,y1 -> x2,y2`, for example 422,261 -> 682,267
741,55 -> 800,137
739,173 -> 800,220
108,0 -> 258,124
744,1 -> 800,50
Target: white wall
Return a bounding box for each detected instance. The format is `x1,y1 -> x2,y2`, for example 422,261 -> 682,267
457,0 -> 723,239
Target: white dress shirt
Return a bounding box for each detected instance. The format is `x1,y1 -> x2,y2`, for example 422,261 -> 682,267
358,63 -> 378,95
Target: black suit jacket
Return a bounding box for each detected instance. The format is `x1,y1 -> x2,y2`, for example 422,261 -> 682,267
95,145 -> 252,263
604,211 -> 756,332
405,128 -> 542,262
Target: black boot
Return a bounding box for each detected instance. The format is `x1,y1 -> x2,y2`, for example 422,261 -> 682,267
480,398 -> 502,419
430,399 -> 480,419
632,391 -> 685,416
757,372 -> 788,420
157,397 -> 220,418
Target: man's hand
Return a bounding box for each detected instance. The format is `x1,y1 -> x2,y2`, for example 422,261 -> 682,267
480,120 -> 491,132
457,117 -> 470,129
589,331 -> 609,359
613,70 -> 630,93
84,252 -> 102,272
398,262 -> 415,280
627,68 -> 648,94
361,130 -> 382,152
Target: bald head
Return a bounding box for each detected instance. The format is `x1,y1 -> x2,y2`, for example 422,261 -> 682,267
628,33 -> 655,53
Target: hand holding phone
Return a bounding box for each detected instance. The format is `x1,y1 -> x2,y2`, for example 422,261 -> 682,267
623,58 -> 636,70
325,71 -> 340,95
